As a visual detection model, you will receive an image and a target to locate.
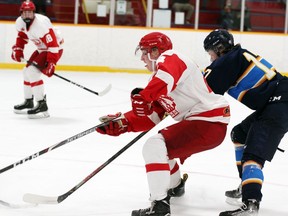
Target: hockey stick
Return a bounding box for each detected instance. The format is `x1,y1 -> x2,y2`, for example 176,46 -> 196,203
53,73 -> 112,96
0,115 -> 120,174
22,59 -> 112,96
23,130 -> 149,204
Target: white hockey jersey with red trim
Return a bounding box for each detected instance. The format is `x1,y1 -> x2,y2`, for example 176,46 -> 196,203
140,50 -> 230,124
15,14 -> 63,52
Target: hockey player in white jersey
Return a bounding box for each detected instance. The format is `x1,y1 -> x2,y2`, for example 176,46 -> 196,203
96,32 -> 231,216
11,0 -> 63,119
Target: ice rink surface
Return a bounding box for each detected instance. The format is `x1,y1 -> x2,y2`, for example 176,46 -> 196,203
0,69 -> 288,216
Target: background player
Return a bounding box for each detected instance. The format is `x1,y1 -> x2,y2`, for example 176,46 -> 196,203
11,0 -> 63,118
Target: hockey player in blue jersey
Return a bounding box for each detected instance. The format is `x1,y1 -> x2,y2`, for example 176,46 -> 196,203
203,29 -> 288,216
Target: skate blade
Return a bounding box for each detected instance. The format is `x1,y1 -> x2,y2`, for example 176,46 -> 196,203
28,112 -> 50,119
14,109 -> 28,114
225,197 -> 243,207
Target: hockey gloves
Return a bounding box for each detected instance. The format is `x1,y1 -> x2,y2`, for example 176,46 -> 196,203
11,45 -> 24,62
131,88 -> 153,117
96,112 -> 130,136
42,62 -> 55,77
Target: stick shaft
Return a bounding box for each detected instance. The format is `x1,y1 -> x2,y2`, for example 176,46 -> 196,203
53,73 -> 100,95
58,131 -> 148,203
0,121 -> 110,174
23,131 -> 149,204
24,59 -> 109,96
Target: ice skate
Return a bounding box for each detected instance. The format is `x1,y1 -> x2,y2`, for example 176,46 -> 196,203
131,196 -> 170,216
14,98 -> 34,114
225,183 -> 242,206
219,199 -> 259,216
168,173 -> 188,197
27,96 -> 49,119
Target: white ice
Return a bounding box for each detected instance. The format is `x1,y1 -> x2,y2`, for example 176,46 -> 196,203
0,70 -> 288,216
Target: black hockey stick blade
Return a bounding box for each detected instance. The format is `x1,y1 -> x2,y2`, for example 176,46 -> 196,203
23,131 -> 149,205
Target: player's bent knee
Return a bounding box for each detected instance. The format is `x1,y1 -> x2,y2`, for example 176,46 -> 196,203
142,133 -> 168,163
231,124 -> 247,144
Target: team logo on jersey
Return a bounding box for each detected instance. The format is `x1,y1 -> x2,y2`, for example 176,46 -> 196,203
269,95 -> 282,102
157,95 -> 179,117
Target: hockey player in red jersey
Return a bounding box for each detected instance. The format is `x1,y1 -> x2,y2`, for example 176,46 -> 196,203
11,0 -> 63,118
96,32 -> 230,216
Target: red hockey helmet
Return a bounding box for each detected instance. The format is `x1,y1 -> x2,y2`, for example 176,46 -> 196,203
136,32 -> 173,55
20,0 -> 36,12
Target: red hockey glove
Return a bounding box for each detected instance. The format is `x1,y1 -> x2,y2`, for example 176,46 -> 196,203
131,88 -> 153,117
98,112 -> 122,123
11,45 -> 24,62
42,62 -> 55,77
96,113 -> 130,136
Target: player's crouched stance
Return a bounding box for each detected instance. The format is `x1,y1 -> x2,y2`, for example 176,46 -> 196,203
12,1 -> 63,119
203,29 -> 288,215
96,32 -> 230,216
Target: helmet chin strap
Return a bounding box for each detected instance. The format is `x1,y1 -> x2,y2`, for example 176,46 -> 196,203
148,53 -> 157,72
